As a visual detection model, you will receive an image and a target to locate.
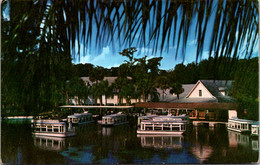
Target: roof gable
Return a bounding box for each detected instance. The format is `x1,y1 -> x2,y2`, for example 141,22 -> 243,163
186,80 -> 215,98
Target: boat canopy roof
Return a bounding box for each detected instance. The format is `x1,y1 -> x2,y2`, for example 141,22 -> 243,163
228,117 -> 253,123
32,119 -> 66,125
60,105 -> 133,109
141,120 -> 187,124
138,115 -> 158,119
102,113 -> 126,118
152,115 -> 189,121
68,113 -> 92,118
252,121 -> 259,126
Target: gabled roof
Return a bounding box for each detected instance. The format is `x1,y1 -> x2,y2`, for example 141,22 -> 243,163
200,80 -> 233,97
185,80 -> 215,98
200,80 -> 235,103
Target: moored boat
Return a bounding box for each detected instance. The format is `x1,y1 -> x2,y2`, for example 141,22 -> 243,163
251,121 -> 259,136
227,117 -> 253,133
137,115 -> 189,135
98,112 -> 128,126
31,119 -> 76,137
67,111 -> 94,125
137,115 -> 158,127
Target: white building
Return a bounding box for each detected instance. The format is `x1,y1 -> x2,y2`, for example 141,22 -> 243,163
70,78 -> 234,106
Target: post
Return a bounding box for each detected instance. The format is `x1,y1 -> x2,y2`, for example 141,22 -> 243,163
68,122 -> 72,131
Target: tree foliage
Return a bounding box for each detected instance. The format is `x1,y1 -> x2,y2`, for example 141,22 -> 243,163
169,82 -> 184,99
1,0 -> 258,115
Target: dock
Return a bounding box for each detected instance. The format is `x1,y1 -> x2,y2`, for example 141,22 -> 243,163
6,116 -> 34,119
193,121 -> 227,127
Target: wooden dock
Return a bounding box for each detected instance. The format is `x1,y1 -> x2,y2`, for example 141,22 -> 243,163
6,116 -> 33,119
193,121 -> 227,127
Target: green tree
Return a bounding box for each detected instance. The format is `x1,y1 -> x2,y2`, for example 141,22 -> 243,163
89,66 -> 105,83
2,0 -> 258,115
230,57 -> 258,120
155,76 -> 169,101
169,82 -> 184,99
66,77 -> 89,105
74,63 -> 94,77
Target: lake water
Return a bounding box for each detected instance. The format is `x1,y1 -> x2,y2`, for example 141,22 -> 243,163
1,119 -> 259,164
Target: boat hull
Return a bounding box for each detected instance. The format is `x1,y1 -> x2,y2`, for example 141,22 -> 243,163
72,120 -> 95,125
227,127 -> 251,133
98,121 -> 129,126
137,130 -> 184,135
32,131 -> 76,138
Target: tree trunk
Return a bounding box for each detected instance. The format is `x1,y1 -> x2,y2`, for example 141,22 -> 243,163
99,96 -> 102,114
66,92 -> 69,104
142,91 -> 146,102
162,90 -> 165,101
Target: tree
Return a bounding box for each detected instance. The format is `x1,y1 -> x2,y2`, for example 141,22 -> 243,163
229,57 -> 258,120
100,80 -> 113,105
120,80 -> 135,105
74,63 -> 94,77
155,76 -> 169,101
66,77 -> 89,105
89,66 -> 105,83
2,0 -> 258,115
169,82 -> 184,99
1,1 -> 73,115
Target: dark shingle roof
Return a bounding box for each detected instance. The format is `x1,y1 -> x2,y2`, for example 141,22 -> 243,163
200,80 -> 233,97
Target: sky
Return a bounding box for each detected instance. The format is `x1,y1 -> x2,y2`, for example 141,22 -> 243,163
2,1 -> 258,70
71,1 -> 259,70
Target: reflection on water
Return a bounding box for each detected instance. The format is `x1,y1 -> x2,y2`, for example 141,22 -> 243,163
228,131 -> 250,147
33,135 -> 69,151
1,121 -> 259,164
228,130 -> 259,151
102,127 -> 112,136
137,135 -> 183,149
252,139 -> 259,151
191,144 -> 213,163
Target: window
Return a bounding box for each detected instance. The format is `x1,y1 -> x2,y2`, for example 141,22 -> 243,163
47,126 -> 52,132
199,90 -> 202,97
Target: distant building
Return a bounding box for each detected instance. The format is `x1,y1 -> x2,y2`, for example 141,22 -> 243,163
69,77 -> 238,121
70,77 -> 144,105
136,80 -> 237,121
70,77 -> 235,105
155,80 -> 234,103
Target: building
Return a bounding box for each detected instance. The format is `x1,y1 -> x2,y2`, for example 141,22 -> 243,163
70,77 -> 144,105
136,80 -> 237,121
69,77 -> 237,121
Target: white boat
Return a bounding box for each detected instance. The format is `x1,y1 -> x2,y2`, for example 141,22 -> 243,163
137,115 -> 189,135
227,117 -> 253,133
67,111 -> 94,125
251,121 -> 259,136
98,112 -> 128,126
137,115 -> 158,127
31,119 -> 76,137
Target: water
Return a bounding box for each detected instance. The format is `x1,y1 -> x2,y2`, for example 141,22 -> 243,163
1,120 -> 259,164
